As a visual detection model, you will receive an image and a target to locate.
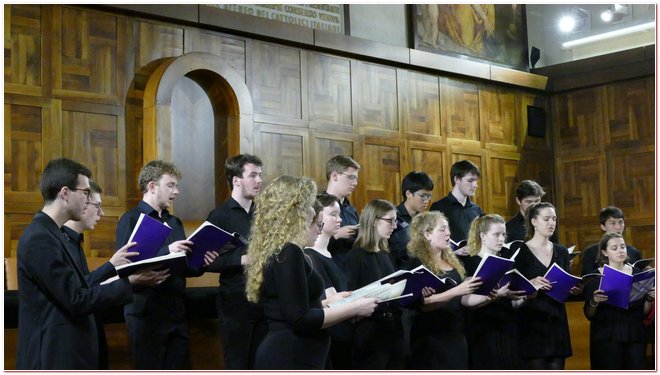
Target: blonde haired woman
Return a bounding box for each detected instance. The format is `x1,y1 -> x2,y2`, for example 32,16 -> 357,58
462,214 -> 523,369
343,199 -> 404,369
246,176 -> 376,369
405,211 -> 485,369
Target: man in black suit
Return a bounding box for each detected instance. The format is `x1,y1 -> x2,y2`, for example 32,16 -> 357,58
16,158 -> 136,369
62,181 -> 169,368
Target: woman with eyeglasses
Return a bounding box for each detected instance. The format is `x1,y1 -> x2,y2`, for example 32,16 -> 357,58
343,199 -> 404,369
583,232 -> 654,369
246,176 -> 377,370
404,211 -> 485,369
462,214 -> 524,369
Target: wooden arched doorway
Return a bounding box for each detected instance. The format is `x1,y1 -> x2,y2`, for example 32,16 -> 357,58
142,52 -> 253,221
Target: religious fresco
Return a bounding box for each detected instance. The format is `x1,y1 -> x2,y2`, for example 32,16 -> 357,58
414,5 -> 527,70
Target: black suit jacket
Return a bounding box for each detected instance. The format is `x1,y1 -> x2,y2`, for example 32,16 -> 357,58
16,212 -> 133,369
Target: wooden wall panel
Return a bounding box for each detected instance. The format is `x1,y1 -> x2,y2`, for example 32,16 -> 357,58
61,106 -> 121,206
399,70 -> 441,140
556,156 -> 604,224
4,4 -> 43,94
249,41 -> 302,121
4,213 -> 35,258
554,88 -> 604,154
307,52 -> 353,129
254,123 -> 308,185
607,146 -> 655,218
87,216 -> 119,258
604,77 -> 654,146
355,61 -> 398,134
187,30 -> 247,81
133,19 -> 184,70
480,86 -> 517,149
440,77 -> 480,141
53,7 -> 124,103
489,156 -> 520,217
362,140 -> 402,204
628,224 -> 656,260
5,103 -> 44,194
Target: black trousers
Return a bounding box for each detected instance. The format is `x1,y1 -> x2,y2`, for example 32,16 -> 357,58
352,316 -> 404,369
591,340 -> 646,370
216,291 -> 267,370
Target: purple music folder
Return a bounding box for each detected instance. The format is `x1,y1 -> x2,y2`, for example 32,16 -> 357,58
600,265 -> 655,309
498,269 -> 538,295
126,213 -> 173,262
472,254 -> 515,295
186,221 -> 248,269
543,263 -> 581,303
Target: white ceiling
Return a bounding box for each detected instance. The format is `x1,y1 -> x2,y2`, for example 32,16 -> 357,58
526,4 -> 656,67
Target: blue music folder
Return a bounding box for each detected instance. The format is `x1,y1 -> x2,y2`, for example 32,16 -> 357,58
186,221 -> 248,269
125,213 -> 173,262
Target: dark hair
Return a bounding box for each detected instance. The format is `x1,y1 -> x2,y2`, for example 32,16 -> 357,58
450,160 -> 480,186
89,180 -> 103,195
325,155 -> 360,180
515,180 -> 546,200
401,171 -> 434,200
599,206 -> 624,225
40,158 -> 92,202
138,160 -> 182,194
317,192 -> 339,208
597,232 -> 625,266
225,154 -> 263,190
524,202 -> 556,241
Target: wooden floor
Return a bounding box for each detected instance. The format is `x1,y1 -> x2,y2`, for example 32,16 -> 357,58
4,301 -> 654,370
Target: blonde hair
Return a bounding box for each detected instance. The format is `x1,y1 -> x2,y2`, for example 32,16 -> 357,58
467,214 -> 506,256
245,175 -> 317,303
407,211 -> 465,278
354,199 -> 396,253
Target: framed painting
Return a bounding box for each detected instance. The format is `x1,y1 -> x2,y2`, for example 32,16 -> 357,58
413,4 -> 528,70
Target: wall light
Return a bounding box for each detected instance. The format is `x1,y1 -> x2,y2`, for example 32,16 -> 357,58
562,21 -> 655,48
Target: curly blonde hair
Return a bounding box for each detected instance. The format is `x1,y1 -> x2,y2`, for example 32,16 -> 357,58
466,214 -> 505,256
245,175 -> 317,303
407,211 -> 465,278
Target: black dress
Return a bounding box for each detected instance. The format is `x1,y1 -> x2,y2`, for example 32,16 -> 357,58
344,246 -> 404,370
514,243 -> 572,361
254,243 -> 329,369
583,267 -> 647,369
303,248 -> 352,369
407,257 -> 468,369
462,255 -> 520,369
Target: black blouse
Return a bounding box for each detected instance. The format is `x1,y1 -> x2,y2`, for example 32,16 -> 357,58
583,266 -> 647,343
303,248 -> 348,295
260,243 -> 326,334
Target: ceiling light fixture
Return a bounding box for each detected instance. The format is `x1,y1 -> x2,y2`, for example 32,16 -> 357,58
562,21 -> 655,48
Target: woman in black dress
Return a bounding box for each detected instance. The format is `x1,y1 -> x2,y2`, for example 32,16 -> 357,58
405,211 -> 486,370
513,202 -> 580,370
462,214 -> 525,369
246,176 -> 377,370
583,232 -> 654,369
304,193 -> 353,369
343,199 -> 405,369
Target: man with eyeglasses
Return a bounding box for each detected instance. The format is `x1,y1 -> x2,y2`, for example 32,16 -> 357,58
388,171 -> 434,270
324,155 -> 361,272
62,181 -> 170,368
205,154 -> 267,370
16,158 -> 136,369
